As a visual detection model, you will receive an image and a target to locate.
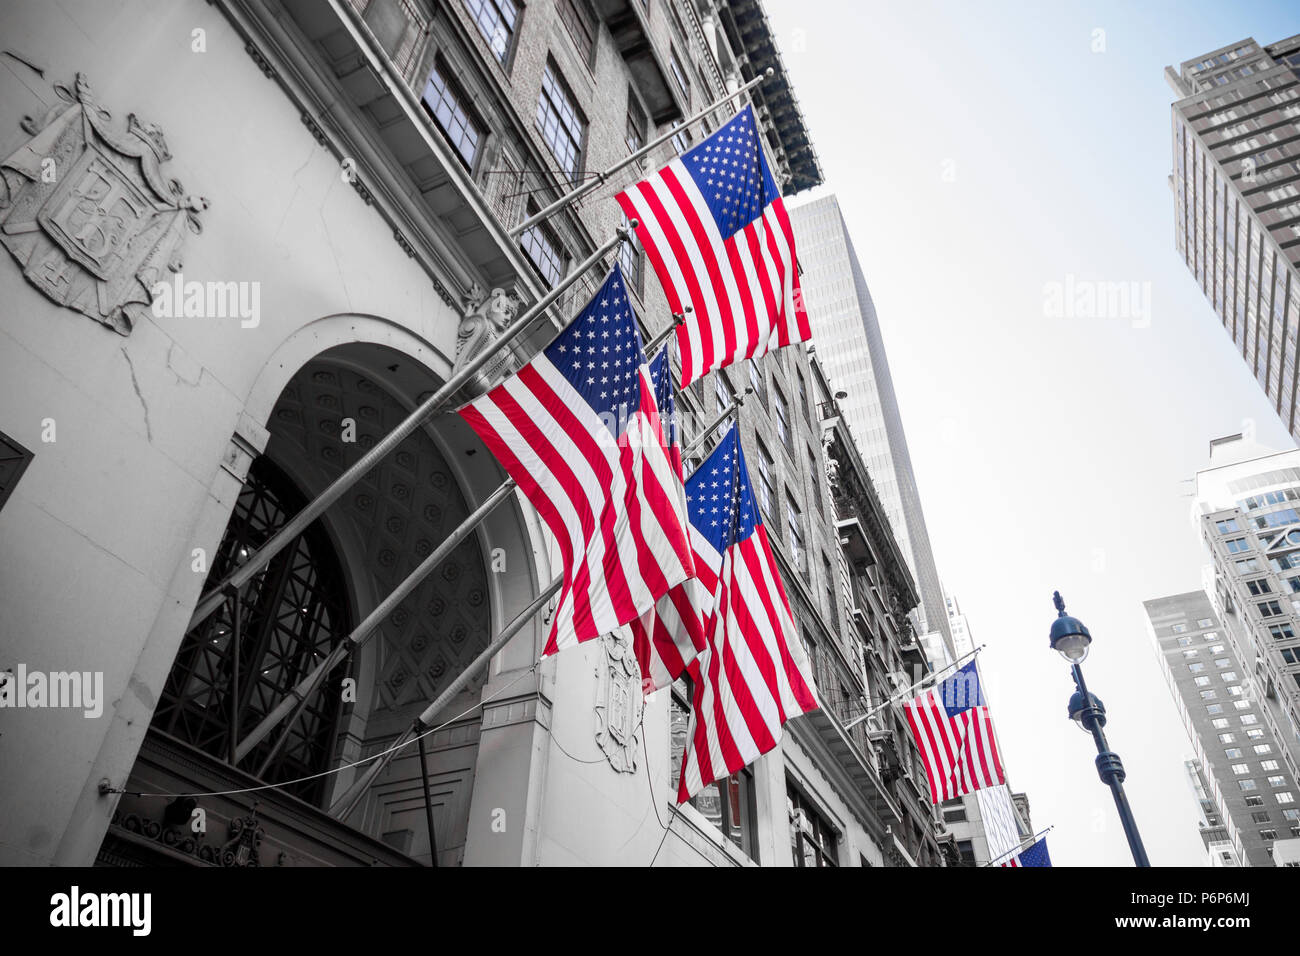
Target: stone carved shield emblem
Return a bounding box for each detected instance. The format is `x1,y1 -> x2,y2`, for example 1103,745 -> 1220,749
0,73 -> 207,335
594,631 -> 642,773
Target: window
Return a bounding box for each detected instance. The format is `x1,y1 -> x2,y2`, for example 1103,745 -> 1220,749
1213,719 -> 1231,729
670,679 -> 758,858
1278,792 -> 1296,804
1216,657 -> 1232,668
668,46 -> 690,103
1177,636 -> 1193,647
1222,672 -> 1238,682
756,441 -> 774,518
1246,795 -> 1265,807
1201,689 -> 1217,700
519,212 -> 566,286
464,0 -> 519,65
788,783 -> 838,867
1255,743 -> 1274,754
1226,537 -> 1250,553
1197,618 -> 1214,627
822,553 -> 836,622
774,385 -> 791,453
669,120 -> 690,154
625,91 -> 646,154
1233,763 -> 1250,775
1210,644 -> 1224,653
1220,732 -> 1236,743
1234,699 -> 1251,710
807,446 -> 823,516
558,0 -> 595,66
1189,662 -> 1206,673
1251,810 -> 1271,823
618,212 -> 642,296
1258,600 -> 1283,617
1262,759 -> 1280,771
796,371 -> 811,424
1248,728 -> 1266,739
1270,623 -> 1296,640
1172,623 -> 1189,633
786,495 -> 804,572
1217,518 -> 1241,533
1260,829 -> 1279,841
536,60 -> 586,182
1226,747 -> 1244,758
942,801 -> 967,824
1248,578 -> 1272,595
1195,676 -> 1211,687
151,457 -> 352,803
1183,648 -> 1200,657
1242,713 -> 1259,725
1269,775 -> 1287,788
1240,779 -> 1259,791
422,58 -> 485,169
715,376 -> 731,413
1207,704 -> 1224,714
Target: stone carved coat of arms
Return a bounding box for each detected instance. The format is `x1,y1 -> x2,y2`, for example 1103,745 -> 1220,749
0,73 -> 207,335
594,631 -> 642,773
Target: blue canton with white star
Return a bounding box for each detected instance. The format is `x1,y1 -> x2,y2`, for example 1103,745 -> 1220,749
939,660 -> 984,717
648,346 -> 678,447
1017,838 -> 1052,868
545,265 -> 647,434
679,105 -> 781,241
685,426 -> 760,555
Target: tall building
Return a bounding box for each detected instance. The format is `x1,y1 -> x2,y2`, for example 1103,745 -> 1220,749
1166,36 -> 1300,440
787,194 -> 951,652
0,0 -> 951,867
1183,758 -> 1243,866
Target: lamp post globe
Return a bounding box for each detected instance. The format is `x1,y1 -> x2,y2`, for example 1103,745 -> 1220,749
1049,591 -> 1092,663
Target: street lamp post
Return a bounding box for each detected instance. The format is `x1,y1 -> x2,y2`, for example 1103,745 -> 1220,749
1049,591 -> 1151,867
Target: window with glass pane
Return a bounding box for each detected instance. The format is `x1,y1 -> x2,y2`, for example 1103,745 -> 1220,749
464,0 -> 519,64
756,444 -> 774,517
669,47 -> 690,102
537,61 -> 586,182
618,212 -> 642,295
151,457 -> 351,804
786,495 -> 804,572
788,782 -> 838,867
559,0 -> 595,65
519,211 -> 566,286
626,91 -> 646,154
774,385 -> 791,452
422,58 -> 484,168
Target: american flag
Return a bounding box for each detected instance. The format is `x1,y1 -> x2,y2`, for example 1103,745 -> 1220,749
628,347 -> 708,694
1002,836 -> 1052,868
459,265 -> 695,656
677,426 -> 818,802
615,105 -> 811,389
903,659 -> 1005,804
978,784 -> 1026,865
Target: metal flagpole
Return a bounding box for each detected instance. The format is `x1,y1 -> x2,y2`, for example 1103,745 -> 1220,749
645,307 -> 689,355
507,70 -> 774,240
331,576 -> 563,821
981,825 -> 1054,867
187,227 -> 633,631
234,478 -> 519,763
841,643 -> 987,732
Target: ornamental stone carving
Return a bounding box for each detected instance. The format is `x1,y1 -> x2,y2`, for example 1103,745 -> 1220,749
0,73 -> 207,335
453,285 -> 518,398
594,631 -> 641,774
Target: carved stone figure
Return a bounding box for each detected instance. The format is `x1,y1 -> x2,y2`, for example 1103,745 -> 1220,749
594,631 -> 641,774
0,73 -> 207,335
453,285 -> 518,398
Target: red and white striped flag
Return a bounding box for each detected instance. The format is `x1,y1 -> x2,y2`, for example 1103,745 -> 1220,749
458,266 -> 695,655
903,660 -> 1005,804
615,105 -> 811,389
628,346 -> 708,693
677,426 -> 818,801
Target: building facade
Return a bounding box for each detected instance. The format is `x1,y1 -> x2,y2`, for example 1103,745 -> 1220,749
1166,35 -> 1300,441
0,0 -> 947,867
787,194 -> 951,652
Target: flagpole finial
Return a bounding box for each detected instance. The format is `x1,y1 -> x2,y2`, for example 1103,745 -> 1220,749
764,67 -> 775,78
1053,591 -> 1066,617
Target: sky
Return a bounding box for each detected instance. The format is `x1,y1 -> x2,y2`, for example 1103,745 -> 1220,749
765,0 -> 1300,865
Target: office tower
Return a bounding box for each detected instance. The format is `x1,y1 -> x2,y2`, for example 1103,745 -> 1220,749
1166,36 -> 1300,439
788,195 -> 951,651
1145,591 -> 1299,866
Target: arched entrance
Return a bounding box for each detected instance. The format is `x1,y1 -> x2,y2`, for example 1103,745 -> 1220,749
99,340 -> 530,867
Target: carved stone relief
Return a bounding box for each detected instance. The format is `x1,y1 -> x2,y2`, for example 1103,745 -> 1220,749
453,285 -> 518,399
594,631 -> 642,774
0,73 -> 207,335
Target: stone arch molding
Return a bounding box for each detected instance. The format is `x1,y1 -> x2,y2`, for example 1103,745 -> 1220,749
237,314 -> 552,712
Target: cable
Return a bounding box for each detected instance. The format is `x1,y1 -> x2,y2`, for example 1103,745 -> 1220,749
106,664 -> 538,800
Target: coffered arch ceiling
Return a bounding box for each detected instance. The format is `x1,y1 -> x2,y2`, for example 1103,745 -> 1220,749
265,350 -> 493,718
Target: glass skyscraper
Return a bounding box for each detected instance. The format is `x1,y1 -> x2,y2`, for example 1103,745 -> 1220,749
788,194 -> 951,650
1167,35 -> 1300,438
